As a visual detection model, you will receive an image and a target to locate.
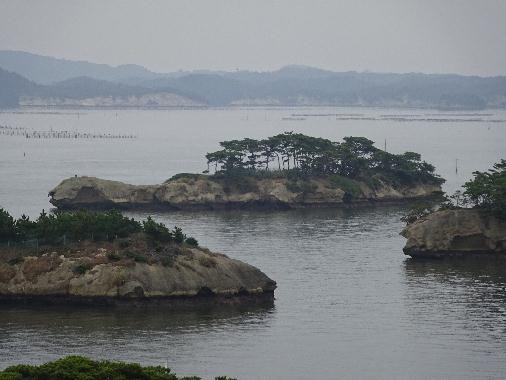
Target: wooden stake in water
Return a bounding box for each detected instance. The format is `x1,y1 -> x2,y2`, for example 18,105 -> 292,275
456,158 -> 459,174
384,139 -> 387,152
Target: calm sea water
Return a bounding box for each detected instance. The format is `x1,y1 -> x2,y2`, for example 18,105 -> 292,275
0,107 -> 505,379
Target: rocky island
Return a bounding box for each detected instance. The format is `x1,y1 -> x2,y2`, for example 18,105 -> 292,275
0,209 -> 276,304
402,160 -> 506,258
402,209 -> 506,258
49,133 -> 444,210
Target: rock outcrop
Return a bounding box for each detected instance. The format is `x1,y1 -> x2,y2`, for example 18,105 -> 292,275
401,209 -> 506,258
0,239 -> 276,303
49,175 -> 442,210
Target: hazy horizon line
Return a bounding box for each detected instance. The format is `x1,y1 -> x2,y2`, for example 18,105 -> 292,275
2,49 -> 505,79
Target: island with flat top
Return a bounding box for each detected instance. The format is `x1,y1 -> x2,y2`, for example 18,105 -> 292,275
49,133 -> 444,210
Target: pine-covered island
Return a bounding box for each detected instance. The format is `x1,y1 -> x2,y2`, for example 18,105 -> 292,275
49,133 -> 444,210
0,209 -> 276,303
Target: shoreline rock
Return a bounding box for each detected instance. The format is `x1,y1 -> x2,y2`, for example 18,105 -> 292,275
49,175 -> 443,211
0,238 -> 276,304
401,209 -> 506,258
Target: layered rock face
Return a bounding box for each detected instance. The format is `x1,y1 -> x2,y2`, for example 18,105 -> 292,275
49,175 -> 442,210
401,209 -> 506,258
0,243 -> 276,303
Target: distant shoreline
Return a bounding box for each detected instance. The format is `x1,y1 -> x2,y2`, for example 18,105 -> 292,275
0,104 -> 503,112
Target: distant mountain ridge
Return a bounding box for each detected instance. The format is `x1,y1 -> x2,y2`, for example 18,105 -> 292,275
0,67 -> 202,107
0,50 -> 505,109
0,67 -> 41,107
0,50 -> 162,84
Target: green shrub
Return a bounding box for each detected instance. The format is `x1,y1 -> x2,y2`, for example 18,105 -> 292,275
112,270 -> 128,287
286,181 -> 302,193
462,160 -> 506,219
328,175 -> 362,197
0,356 -> 237,380
107,252 -> 121,262
73,262 -> 92,275
286,180 -> 317,195
185,237 -> 198,247
134,255 -> 147,263
216,174 -> 258,194
0,209 -> 196,250
0,209 -> 142,245
437,160 -> 506,219
173,227 -> 185,244
118,240 -> 129,249
143,217 -> 173,242
167,173 -> 204,182
0,355 -> 182,380
8,256 -> 24,265
161,256 -> 175,267
401,203 -> 433,224
360,174 -> 383,190
124,250 -> 147,263
235,177 -> 258,193
0,208 -> 16,242
198,256 -> 217,268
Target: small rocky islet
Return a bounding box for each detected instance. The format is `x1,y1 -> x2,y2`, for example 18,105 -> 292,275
0,209 -> 275,304
402,208 -> 506,258
401,160 -> 506,258
49,133 -> 445,210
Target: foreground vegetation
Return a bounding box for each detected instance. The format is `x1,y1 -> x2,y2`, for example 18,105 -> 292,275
402,159 -> 506,223
0,209 -> 198,247
204,132 -> 443,186
0,355 -> 235,380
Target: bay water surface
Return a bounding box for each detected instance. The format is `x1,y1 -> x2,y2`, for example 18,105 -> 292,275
0,107 -> 505,379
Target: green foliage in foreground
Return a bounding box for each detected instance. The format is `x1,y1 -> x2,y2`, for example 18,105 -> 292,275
0,355 -> 236,380
0,209 -> 198,246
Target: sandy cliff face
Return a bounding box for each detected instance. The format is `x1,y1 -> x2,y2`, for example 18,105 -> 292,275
49,175 -> 442,210
0,244 -> 276,302
401,209 -> 506,258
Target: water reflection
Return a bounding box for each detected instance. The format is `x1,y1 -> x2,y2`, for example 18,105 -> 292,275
404,256 -> 506,287
403,257 -> 506,350
0,301 -> 275,367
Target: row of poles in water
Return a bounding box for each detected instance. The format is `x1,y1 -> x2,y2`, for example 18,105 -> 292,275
0,125 -> 136,139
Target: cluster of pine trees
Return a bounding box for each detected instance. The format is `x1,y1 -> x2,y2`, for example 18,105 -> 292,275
0,209 -> 198,246
205,132 -> 443,184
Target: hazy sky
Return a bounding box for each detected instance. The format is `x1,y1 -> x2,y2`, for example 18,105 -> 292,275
1,0 -> 505,76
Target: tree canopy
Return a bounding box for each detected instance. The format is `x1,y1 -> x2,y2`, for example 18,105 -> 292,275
0,209 -> 198,246
205,132 -> 443,185
402,159 -> 506,223
461,159 -> 506,219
